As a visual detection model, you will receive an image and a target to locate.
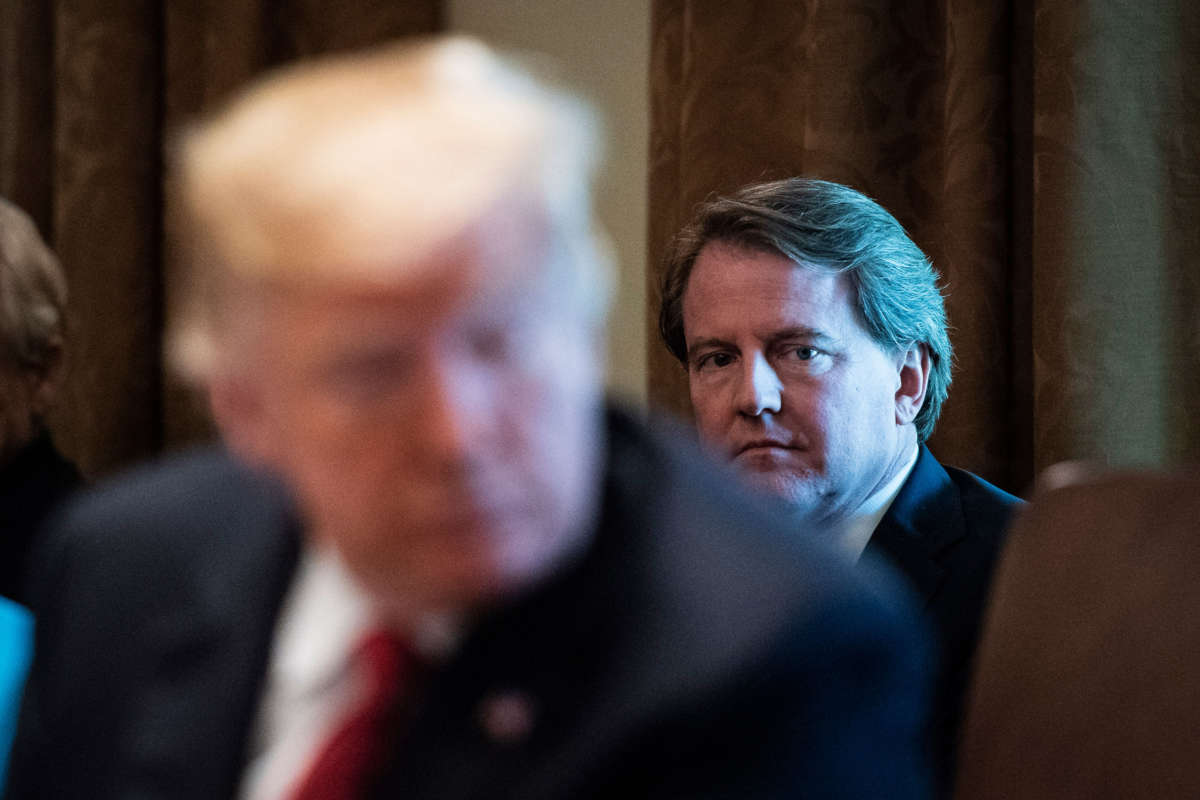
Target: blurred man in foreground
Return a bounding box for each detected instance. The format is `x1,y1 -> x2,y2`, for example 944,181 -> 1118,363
659,178 -> 1020,792
9,42 -> 930,799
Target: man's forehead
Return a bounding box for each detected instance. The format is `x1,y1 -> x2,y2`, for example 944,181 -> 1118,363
681,242 -> 868,344
686,243 -> 847,305
259,246 -> 539,327
251,171 -> 556,281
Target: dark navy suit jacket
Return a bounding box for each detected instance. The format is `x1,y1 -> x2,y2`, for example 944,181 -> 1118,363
864,444 -> 1020,795
8,408 -> 933,800
0,431 -> 81,606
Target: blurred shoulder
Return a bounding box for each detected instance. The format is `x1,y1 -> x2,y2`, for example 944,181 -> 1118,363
602,402 -> 925,647
26,447 -> 297,615
46,446 -> 292,543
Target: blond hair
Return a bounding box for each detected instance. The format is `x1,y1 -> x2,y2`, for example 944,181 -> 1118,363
172,36 -> 610,382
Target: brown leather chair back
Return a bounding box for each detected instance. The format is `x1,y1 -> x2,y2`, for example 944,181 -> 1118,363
955,470 -> 1200,800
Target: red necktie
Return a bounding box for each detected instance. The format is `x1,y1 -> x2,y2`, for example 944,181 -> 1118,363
289,629 -> 414,800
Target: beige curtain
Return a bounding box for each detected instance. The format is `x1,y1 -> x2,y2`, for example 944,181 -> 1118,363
0,1 -> 440,478
647,0 -> 1200,494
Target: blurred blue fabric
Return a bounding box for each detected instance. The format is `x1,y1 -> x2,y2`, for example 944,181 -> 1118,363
0,597 -> 33,791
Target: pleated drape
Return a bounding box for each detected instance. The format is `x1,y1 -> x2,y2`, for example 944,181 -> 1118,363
0,1 -> 440,477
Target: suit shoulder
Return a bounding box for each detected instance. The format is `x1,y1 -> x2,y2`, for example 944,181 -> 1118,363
944,464 -> 1022,506
48,447 -> 291,546
603,404 -> 926,668
27,448 -> 297,614
943,464 -> 1023,535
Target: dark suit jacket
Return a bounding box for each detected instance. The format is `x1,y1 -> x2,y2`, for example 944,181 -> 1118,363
864,445 -> 1020,796
0,430 -> 82,606
8,408 -> 932,800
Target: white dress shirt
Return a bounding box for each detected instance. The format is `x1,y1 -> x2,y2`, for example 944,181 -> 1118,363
238,545 -> 464,800
840,443 -> 920,562
238,546 -> 373,800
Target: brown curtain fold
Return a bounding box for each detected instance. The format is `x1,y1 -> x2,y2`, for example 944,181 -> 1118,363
1,1 -> 441,478
648,0 -> 1200,493
54,1 -> 164,476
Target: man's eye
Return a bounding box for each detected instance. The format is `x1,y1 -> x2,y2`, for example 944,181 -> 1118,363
322,353 -> 413,403
791,346 -> 819,361
696,352 -> 734,370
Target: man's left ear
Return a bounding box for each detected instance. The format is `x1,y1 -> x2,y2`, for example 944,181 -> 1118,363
894,343 -> 930,426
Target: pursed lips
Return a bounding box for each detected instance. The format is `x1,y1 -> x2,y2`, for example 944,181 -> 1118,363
733,439 -> 799,457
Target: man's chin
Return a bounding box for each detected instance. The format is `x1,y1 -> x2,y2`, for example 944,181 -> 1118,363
741,470 -> 828,513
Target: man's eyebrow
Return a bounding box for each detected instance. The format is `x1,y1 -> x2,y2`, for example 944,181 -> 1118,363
767,327 -> 836,347
685,336 -> 736,361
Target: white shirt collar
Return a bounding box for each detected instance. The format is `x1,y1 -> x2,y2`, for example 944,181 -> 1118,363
268,545 -> 463,696
240,545 -> 464,800
239,545 -> 371,800
268,545 -> 373,706
841,443 -> 920,562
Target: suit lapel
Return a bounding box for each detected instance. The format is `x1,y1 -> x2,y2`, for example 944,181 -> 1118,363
372,481 -> 631,800
864,445 -> 964,609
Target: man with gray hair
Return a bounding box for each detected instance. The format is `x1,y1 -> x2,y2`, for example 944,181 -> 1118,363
8,42 -> 931,799
659,177 -> 1020,792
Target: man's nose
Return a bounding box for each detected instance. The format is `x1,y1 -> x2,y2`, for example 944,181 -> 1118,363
411,357 -> 492,470
736,353 -> 782,417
